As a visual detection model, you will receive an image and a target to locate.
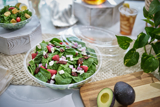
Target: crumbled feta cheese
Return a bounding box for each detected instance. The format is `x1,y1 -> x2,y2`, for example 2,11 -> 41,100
50,80 -> 55,84
70,57 -> 73,61
72,68 -> 77,72
66,55 -> 73,58
81,50 -> 87,55
43,51 -> 46,55
49,61 -> 54,66
51,47 -> 55,53
51,74 -> 55,79
77,70 -> 84,75
59,70 -> 65,74
69,65 -> 73,69
78,44 -> 82,48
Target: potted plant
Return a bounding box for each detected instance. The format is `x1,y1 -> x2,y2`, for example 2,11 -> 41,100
116,0 -> 160,74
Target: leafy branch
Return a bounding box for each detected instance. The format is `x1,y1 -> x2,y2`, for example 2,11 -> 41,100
116,0 -> 160,75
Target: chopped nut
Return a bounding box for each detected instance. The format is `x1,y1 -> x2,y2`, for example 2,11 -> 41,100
50,44 -> 55,47
12,8 -> 19,14
25,13 -> 31,19
72,46 -> 77,49
34,67 -> 40,74
83,55 -> 90,59
60,48 -> 65,52
56,46 -> 60,48
4,11 -> 11,17
72,72 -> 78,76
75,52 -> 78,56
43,53 -> 48,59
77,58 -> 83,65
56,61 -> 67,65
10,19 -> 17,23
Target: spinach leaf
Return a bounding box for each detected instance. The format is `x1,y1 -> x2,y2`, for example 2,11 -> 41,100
133,32 -> 150,49
86,47 -> 98,64
83,58 -> 94,67
116,35 -> 133,50
41,57 -> 48,66
52,41 -> 64,47
34,51 -> 43,64
124,48 -> 139,67
28,66 -> 34,75
50,38 -> 62,44
88,63 -> 96,74
35,68 -> 51,82
47,61 -> 60,70
81,73 -> 92,80
36,46 -> 42,52
72,75 -> 83,83
142,55 -> 159,73
55,74 -> 72,84
28,60 -> 36,75
40,42 -> 48,51
57,64 -> 71,74
65,48 -> 76,56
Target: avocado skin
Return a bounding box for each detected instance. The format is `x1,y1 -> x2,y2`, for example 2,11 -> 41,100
97,88 -> 115,107
110,92 -> 115,107
114,81 -> 135,106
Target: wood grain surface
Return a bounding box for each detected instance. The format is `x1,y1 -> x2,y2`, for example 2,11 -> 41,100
80,71 -> 160,107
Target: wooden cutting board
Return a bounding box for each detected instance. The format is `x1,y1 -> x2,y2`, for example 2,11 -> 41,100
80,71 -> 160,107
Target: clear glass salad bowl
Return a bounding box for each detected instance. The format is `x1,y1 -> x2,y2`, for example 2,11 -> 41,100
24,36 -> 102,90
0,8 -> 35,30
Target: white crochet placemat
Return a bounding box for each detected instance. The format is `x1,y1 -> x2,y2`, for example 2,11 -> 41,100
0,34 -> 159,87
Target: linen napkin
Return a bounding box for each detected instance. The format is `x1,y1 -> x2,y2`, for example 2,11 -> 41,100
0,66 -> 13,95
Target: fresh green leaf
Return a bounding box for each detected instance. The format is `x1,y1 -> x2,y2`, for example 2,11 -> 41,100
64,48 -> 76,56
133,32 -> 150,49
34,51 -> 43,64
142,19 -> 155,26
41,57 -> 48,66
152,42 -> 160,57
152,27 -> 160,40
47,61 -> 60,70
124,48 -> 139,67
28,60 -> 36,75
40,42 -> 48,51
81,73 -> 92,80
36,46 -> 42,52
148,0 -> 160,16
142,55 -> 159,73
83,58 -> 94,67
143,7 -> 149,18
154,11 -> 160,27
50,38 -> 62,44
72,75 -> 83,83
35,68 -> 51,82
55,74 -> 72,84
116,35 -> 133,50
141,53 -> 151,69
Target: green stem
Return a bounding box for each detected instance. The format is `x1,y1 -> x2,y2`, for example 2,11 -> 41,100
154,53 -> 160,57
144,46 -> 147,53
149,46 -> 152,55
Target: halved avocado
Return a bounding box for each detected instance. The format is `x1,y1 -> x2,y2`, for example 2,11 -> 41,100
97,88 -> 115,107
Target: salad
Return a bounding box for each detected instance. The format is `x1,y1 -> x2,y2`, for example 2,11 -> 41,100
28,37 -> 98,85
0,3 -> 32,23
